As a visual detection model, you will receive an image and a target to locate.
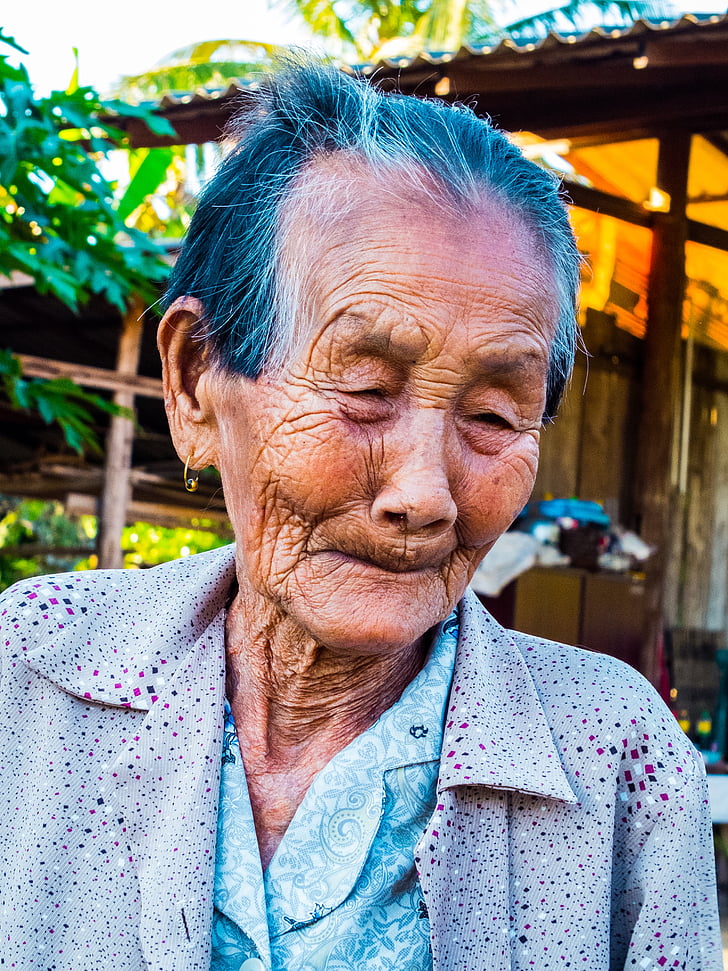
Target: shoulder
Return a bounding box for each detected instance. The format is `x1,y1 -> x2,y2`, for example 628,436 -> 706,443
0,545 -> 237,672
511,625 -> 705,791
0,567 -> 110,657
1,540 -> 235,600
461,588 -> 665,718
461,591 -> 702,788
513,625 -> 665,718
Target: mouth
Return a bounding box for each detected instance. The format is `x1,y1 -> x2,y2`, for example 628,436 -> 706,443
315,546 -> 451,575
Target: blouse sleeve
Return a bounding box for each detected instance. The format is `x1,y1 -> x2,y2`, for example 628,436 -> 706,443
610,751 -> 723,970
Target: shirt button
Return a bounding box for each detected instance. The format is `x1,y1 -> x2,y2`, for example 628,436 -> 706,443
240,960 -> 265,971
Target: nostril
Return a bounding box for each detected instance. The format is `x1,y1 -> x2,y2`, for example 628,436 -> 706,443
385,511 -> 408,531
371,482 -> 457,533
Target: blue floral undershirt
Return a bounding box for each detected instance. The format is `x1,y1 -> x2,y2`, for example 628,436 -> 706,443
210,609 -> 459,971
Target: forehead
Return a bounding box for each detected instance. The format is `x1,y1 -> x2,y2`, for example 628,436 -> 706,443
278,156 -> 558,361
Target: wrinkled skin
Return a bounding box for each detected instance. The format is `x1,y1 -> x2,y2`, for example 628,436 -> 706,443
159,161 -> 560,863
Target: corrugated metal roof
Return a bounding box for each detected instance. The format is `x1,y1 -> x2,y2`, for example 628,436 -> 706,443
154,80 -> 257,110
356,12 -> 728,71
141,13 -> 728,110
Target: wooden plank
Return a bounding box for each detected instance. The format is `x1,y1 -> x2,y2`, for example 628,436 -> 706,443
565,182 -> 653,228
66,492 -> 231,531
0,271 -> 34,288
578,364 -> 635,519
633,132 -> 691,684
97,301 -> 144,569
533,356 -> 584,502
484,89 -> 728,141
537,310 -> 643,525
687,220 -> 728,253
0,544 -> 94,559
17,354 -> 164,398
681,384 -> 721,629
120,108 -> 233,150
706,388 -> 728,633
0,464 -> 229,526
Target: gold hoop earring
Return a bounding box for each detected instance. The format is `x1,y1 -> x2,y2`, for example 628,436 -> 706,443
183,455 -> 199,493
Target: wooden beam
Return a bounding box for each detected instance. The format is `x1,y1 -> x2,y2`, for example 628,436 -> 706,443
633,132 -> 691,685
687,220 -> 728,253
564,186 -> 728,253
0,544 -> 94,559
564,182 -> 653,227
97,301 -> 144,569
0,461 -> 227,514
66,492 -> 231,530
688,192 -> 728,206
0,271 -> 34,289
483,84 -> 728,141
17,354 -> 164,398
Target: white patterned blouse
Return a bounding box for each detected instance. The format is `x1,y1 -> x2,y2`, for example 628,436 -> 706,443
0,546 -> 722,970
211,611 -> 458,971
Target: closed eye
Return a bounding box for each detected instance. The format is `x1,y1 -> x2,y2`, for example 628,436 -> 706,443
338,386 -> 394,424
472,412 -> 514,429
347,388 -> 387,398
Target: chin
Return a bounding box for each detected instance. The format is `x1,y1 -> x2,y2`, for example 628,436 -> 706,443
283,573 -> 461,656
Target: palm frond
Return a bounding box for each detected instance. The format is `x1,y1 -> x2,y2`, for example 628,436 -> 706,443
275,0 -> 677,60
153,38 -> 284,66
271,0 -> 361,55
499,0 -> 676,41
113,39 -> 286,101
420,0 -> 470,50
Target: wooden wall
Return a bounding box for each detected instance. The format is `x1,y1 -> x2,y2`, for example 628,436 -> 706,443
534,308 -> 642,527
676,345 -> 728,633
534,310 -> 728,639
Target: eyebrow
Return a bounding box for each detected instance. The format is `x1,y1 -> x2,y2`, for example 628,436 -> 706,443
470,348 -> 549,382
331,315 -> 549,381
336,327 -> 429,364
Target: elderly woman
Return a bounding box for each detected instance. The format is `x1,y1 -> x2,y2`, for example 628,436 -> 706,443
0,64 -> 721,971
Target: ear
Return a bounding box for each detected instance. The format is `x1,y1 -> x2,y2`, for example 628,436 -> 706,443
157,296 -> 221,470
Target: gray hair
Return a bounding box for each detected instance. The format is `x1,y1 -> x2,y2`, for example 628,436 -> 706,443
164,61 -> 581,418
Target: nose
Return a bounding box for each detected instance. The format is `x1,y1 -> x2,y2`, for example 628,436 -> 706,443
370,414 -> 458,534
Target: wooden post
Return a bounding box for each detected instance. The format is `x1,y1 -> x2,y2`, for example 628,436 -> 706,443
634,132 -> 691,685
97,299 -> 144,569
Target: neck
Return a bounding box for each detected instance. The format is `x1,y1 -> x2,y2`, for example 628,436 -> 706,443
225,579 -> 427,769
224,576 -> 428,869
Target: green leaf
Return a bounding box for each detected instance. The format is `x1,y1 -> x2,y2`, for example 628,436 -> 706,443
0,355 -> 135,454
102,99 -> 177,138
0,30 -> 29,57
35,264 -> 83,310
65,48 -> 80,96
117,147 -> 174,223
11,377 -> 30,409
0,35 -> 175,451
35,392 -> 56,425
47,177 -> 82,207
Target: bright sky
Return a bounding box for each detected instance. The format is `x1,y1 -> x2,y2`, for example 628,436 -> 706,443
2,0 -> 316,95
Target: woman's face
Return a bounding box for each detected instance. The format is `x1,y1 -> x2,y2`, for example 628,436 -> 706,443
188,169 -> 559,655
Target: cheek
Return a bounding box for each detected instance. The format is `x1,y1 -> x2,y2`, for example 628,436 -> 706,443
457,435 -> 540,546
223,415 -> 370,542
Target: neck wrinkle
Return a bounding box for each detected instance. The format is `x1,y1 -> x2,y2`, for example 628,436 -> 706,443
224,577 -> 428,768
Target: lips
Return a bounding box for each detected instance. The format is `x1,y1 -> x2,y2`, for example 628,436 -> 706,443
315,544 -> 453,575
